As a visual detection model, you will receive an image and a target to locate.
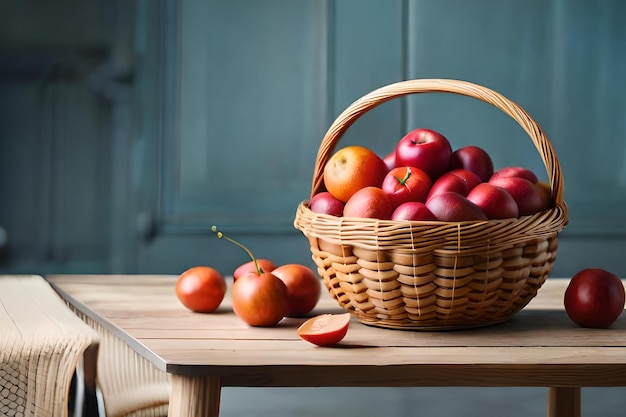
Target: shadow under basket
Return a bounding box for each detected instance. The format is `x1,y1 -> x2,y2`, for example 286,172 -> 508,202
294,79 -> 569,330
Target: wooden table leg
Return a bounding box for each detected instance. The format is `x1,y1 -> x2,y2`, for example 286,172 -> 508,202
168,374 -> 221,417
548,387 -> 581,417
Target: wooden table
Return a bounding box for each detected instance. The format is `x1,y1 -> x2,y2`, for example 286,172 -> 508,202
46,274 -> 626,417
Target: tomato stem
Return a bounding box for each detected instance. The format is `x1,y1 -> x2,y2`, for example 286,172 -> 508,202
394,167 -> 412,185
211,226 -> 263,274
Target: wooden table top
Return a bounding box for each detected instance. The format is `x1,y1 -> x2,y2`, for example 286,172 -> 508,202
47,274 -> 626,388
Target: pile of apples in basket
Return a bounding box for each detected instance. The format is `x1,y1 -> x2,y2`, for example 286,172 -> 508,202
312,127 -> 550,222
173,127 -> 625,347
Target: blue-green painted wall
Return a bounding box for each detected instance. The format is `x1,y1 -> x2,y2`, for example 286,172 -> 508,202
1,0 -> 625,277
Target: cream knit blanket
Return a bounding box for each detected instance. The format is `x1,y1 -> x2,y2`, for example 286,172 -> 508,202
0,275 -> 99,417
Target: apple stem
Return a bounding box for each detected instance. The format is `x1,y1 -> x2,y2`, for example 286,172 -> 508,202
211,226 -> 263,274
395,167 -> 412,185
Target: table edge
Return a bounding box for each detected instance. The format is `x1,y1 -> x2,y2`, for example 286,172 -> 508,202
46,275 -> 169,373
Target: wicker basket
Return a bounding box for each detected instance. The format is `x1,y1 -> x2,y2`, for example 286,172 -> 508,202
294,78 -> 569,330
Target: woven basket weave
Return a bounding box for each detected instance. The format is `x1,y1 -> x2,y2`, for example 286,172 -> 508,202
294,78 -> 569,330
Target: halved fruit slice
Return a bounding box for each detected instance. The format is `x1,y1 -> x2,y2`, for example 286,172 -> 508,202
297,313 -> 351,346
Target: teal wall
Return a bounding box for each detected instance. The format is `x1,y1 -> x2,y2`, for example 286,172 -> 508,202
1,0 -> 625,277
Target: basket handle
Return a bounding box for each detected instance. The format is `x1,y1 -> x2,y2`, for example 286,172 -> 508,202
310,78 -> 564,207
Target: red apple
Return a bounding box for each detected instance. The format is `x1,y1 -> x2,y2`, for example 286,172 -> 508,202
426,170 -> 479,201
564,268 -> 625,328
448,145 -> 494,182
467,183 -> 519,219
381,166 -> 432,207
271,264 -> 321,318
425,192 -> 488,222
395,128 -> 453,179
447,169 -> 483,192
310,192 -> 345,217
490,166 -> 538,184
488,176 -> 544,216
343,187 -> 393,220
391,202 -> 437,221
383,151 -> 396,171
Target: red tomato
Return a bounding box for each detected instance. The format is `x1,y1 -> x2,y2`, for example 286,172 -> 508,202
271,264 -> 321,318
233,259 -> 277,281
175,266 -> 226,313
381,166 -> 432,207
297,313 -> 351,346
231,271 -> 289,327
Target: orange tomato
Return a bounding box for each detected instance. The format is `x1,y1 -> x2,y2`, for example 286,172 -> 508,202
233,259 -> 277,281
271,264 -> 321,317
175,266 -> 227,313
231,271 -> 289,327
323,146 -> 387,203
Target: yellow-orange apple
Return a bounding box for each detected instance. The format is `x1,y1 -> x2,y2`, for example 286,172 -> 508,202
534,180 -> 553,212
323,145 -> 387,203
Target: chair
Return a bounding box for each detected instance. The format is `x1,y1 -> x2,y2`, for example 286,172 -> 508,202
67,307 -> 170,417
0,275 -> 100,417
